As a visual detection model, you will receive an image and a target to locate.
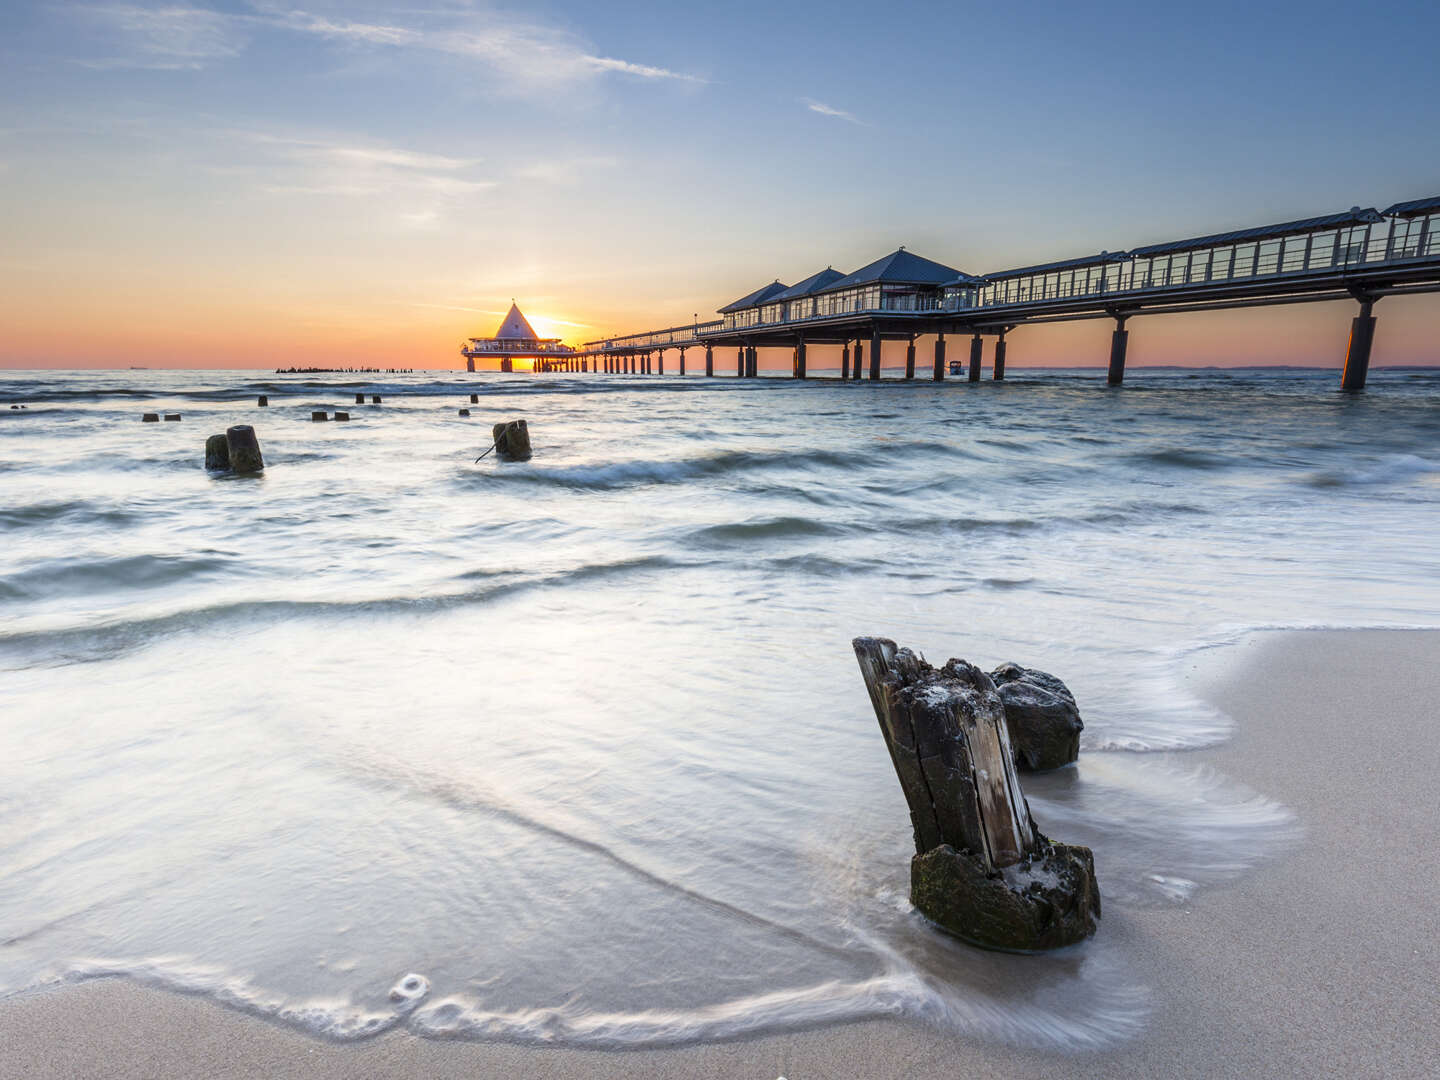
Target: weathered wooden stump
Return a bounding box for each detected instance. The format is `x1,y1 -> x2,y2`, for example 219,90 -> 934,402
458,408 -> 471,417
225,424 -> 263,472
852,637 -> 1099,952
142,413 -> 159,422
355,393 -> 365,404
492,419 -> 531,461
371,395 -> 381,404
204,434 -> 230,470
311,411 -> 327,422
334,411 -> 351,422
470,393 -> 479,404
164,414 -> 182,422
990,663 -> 1083,771
258,395 -> 268,407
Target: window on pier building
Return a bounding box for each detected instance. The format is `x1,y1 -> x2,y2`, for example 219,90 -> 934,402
759,303 -> 785,324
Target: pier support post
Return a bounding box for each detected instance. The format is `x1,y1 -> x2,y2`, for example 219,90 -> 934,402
737,346 -> 745,377
746,346 -> 758,378
1107,316 -> 1129,386
968,334 -> 983,382
705,345 -> 714,377
854,341 -> 864,381
658,350 -> 665,376
1341,300 -> 1377,390
934,333 -> 946,381
905,338 -> 916,380
994,331 -> 1007,381
841,343 -> 851,381
794,338 -> 807,379
870,329 -> 882,381
679,348 -> 686,376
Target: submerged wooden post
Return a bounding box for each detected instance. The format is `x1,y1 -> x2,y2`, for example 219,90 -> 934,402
852,637 -> 1100,952
225,424 -> 264,473
492,419 -> 532,461
257,395 -> 269,407
205,434 -> 230,470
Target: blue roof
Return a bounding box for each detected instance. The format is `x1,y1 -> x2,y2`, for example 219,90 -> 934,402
1129,208 -> 1383,257
771,267 -> 847,302
718,280 -> 789,314
1382,195 -> 1440,218
819,249 -> 969,293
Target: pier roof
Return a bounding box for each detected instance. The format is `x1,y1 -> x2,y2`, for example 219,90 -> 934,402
772,267 -> 847,301
1382,194 -> 1440,218
1129,208 -> 1383,258
494,303 -> 539,340
980,251 -> 1128,281
718,280 -> 790,313
821,249 -> 969,292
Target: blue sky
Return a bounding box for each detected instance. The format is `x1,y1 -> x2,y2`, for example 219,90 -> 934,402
2,0 -> 1438,365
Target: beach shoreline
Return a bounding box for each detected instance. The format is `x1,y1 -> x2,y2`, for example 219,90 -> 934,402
3,627 -> 1438,1079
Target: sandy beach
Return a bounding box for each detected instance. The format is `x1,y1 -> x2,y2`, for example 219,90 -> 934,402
2,627 -> 1436,1079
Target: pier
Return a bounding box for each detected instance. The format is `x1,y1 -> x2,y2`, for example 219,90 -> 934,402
538,194 -> 1440,389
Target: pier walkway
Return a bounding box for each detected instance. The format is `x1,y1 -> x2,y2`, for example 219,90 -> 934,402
556,194 -> 1440,388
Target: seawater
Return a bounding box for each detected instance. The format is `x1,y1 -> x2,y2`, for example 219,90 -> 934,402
2,366 -> 1438,1048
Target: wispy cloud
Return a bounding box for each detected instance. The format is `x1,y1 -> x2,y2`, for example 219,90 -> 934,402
75,3 -> 248,70
803,98 -> 866,125
71,3 -> 705,88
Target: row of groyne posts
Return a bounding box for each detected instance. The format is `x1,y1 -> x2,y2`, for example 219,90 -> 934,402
530,195 -> 1440,389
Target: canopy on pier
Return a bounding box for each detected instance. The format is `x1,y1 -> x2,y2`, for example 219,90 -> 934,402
1129,208 -> 1383,258
820,248 -> 969,292
772,267 -> 847,301
493,303 -> 539,341
1382,195 -> 1440,219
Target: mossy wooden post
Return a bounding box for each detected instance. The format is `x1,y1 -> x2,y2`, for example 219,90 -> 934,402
852,636 -> 1100,952
225,424 -> 263,473
205,434 -> 230,470
355,393 -> 365,404
257,395 -> 269,407
142,413 -> 159,422
492,419 -> 531,461
311,411 -> 327,422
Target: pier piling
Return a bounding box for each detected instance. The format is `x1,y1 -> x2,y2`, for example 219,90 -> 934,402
1341,299 -> 1377,390
994,331 -> 1007,381
705,345 -> 714,376
870,329 -> 882,381
934,333 -> 946,381
968,334 -> 983,382
854,341 -> 864,381
905,338 -> 916,380
1107,316 -> 1130,386
794,338 -> 807,379
841,343 -> 850,381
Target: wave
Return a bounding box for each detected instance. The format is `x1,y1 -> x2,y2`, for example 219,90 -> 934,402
0,554 -> 693,667
0,500 -> 140,530
1301,452 -> 1440,489
688,516 -> 849,545
1124,448 -> 1231,470
3,553 -> 234,600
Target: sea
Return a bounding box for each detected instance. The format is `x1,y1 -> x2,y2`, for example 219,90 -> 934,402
2,365 -> 1438,1049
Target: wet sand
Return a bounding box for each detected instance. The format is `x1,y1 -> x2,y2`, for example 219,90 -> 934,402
3,628 -> 1437,1079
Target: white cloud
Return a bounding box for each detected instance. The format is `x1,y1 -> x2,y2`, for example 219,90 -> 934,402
803,98 -> 866,125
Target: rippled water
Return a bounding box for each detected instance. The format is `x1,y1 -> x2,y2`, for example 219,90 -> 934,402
2,366 -> 1438,1048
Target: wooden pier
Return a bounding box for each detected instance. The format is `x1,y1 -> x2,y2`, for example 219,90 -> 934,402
542,194 -> 1440,389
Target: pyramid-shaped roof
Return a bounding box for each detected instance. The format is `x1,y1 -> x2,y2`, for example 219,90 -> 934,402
718,280 -> 790,314
772,267 -> 847,302
493,302 -> 538,340
821,249 -> 967,293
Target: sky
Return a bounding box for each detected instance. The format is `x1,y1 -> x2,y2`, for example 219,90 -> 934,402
1,0 -> 1439,370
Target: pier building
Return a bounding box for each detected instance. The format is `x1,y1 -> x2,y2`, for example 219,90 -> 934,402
555,192 -> 1440,388
461,303 -> 583,372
